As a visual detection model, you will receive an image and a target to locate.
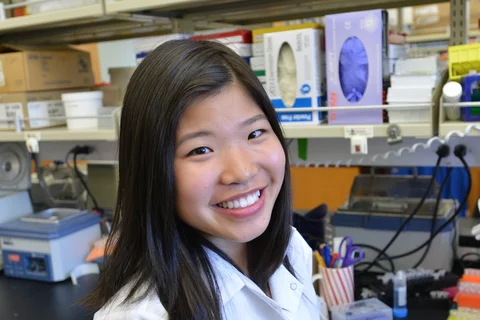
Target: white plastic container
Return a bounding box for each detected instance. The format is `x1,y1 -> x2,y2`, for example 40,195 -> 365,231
62,91 -> 103,130
387,87 -> 432,123
442,81 -> 463,121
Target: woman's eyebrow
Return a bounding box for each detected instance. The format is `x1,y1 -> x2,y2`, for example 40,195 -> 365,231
177,130 -> 214,147
241,114 -> 267,127
176,114 -> 267,147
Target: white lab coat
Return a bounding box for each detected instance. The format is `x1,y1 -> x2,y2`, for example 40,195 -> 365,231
94,228 -> 320,320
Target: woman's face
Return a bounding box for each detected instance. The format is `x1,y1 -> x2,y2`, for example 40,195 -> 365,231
174,83 -> 285,247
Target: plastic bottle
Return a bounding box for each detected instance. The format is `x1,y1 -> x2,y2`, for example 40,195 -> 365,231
443,81 -> 463,121
393,271 -> 408,318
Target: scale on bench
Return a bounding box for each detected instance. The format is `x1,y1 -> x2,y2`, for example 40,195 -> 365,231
0,143 -> 34,269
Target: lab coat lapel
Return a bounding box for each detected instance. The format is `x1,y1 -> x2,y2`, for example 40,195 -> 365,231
269,263 -> 303,314
206,249 -> 246,305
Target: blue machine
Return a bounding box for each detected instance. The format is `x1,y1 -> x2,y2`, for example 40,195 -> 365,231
0,209 -> 101,282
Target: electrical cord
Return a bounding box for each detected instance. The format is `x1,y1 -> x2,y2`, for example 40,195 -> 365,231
31,153 -> 56,207
413,167 -> 453,268
379,146 -> 471,262
70,147 -> 102,213
459,252 -> 480,269
360,148 -> 447,274
355,243 -> 395,273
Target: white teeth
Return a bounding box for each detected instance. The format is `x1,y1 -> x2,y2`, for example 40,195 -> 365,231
218,190 -> 262,209
239,198 -> 248,208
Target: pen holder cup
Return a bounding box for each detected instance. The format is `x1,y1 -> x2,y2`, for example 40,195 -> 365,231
316,265 -> 354,310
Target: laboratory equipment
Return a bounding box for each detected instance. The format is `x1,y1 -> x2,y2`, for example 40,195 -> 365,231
0,143 -> 33,269
330,298 -> 393,320
333,174 -> 457,271
393,271 -> 408,318
0,208 -> 101,282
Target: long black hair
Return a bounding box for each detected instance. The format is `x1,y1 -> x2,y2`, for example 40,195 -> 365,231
84,39 -> 294,320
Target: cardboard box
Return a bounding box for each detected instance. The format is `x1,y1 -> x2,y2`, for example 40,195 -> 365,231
0,89 -> 85,130
325,10 -> 385,125
265,28 -> 325,125
0,45 -> 94,93
413,2 -> 480,33
98,85 -> 122,107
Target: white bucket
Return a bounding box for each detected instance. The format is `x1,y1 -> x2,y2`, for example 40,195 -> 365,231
62,91 -> 103,130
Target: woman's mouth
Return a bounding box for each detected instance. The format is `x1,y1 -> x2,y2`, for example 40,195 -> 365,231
216,190 -> 261,209
213,188 -> 266,219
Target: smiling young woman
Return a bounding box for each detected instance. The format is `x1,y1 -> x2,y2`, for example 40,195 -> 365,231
85,39 -> 319,320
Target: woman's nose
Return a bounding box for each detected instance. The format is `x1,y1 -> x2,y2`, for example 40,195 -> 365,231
219,147 -> 258,185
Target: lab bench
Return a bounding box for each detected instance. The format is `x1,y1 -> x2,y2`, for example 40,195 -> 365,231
0,271 -> 97,320
0,269 -> 451,320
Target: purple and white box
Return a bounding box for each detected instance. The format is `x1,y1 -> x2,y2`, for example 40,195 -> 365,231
326,10 -> 384,125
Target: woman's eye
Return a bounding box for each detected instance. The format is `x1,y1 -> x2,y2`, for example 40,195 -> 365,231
248,129 -> 266,140
187,147 -> 212,157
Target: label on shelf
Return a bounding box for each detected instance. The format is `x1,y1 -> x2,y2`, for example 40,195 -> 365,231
0,102 -> 24,129
344,126 -> 374,138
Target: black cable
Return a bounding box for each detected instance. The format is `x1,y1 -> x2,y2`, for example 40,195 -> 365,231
381,152 -> 471,261
460,252 -> 480,262
355,243 -> 395,273
360,155 -> 443,273
413,167 -> 453,268
73,151 -> 101,212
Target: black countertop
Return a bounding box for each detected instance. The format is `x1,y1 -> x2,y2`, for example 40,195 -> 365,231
0,271 -> 450,320
0,271 -> 97,320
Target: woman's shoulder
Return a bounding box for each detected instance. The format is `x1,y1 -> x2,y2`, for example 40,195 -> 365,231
93,283 -> 167,320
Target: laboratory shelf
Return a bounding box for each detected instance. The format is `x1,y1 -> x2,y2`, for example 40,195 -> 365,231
0,128 -> 117,142
282,123 -> 433,139
407,30 -> 480,44
106,0 -> 209,13
0,0 -> 453,45
0,4 -> 104,33
438,121 -> 480,137
109,0 -> 449,25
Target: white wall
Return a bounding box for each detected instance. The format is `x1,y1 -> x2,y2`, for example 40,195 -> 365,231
97,39 -> 136,83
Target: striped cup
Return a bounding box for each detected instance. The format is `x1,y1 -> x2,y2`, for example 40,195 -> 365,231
318,265 -> 354,309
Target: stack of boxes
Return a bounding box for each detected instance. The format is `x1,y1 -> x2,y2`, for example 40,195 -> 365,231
387,56 -> 439,123
135,34 -> 190,65
190,30 -> 253,64
0,45 -> 95,130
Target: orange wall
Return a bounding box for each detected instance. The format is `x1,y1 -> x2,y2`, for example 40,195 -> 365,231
290,166 -> 360,211
291,166 -> 480,217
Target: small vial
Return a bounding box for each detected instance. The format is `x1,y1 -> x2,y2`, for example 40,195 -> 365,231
393,271 -> 408,318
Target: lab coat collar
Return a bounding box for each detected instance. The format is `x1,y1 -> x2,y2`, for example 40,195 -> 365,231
205,248 -> 246,305
206,247 -> 318,313
269,263 -> 304,314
